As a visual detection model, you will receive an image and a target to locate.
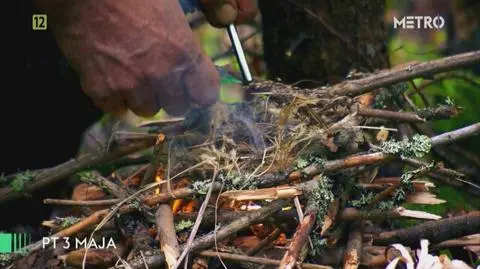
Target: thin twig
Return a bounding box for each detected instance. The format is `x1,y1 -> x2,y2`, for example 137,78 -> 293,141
174,169 -> 218,269
43,198 -> 120,206
128,200 -> 289,269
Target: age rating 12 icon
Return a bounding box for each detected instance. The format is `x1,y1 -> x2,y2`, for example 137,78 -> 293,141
32,14 -> 47,30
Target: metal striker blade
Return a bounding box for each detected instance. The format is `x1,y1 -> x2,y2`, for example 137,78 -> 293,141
176,0 -> 253,84
226,24 -> 253,84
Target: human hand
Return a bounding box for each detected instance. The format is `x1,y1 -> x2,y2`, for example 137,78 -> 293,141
199,0 -> 258,27
34,0 -> 220,117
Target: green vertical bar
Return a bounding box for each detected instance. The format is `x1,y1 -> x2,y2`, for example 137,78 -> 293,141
23,233 -> 26,250
17,233 -> 20,252
12,233 -> 16,252
0,233 -> 12,253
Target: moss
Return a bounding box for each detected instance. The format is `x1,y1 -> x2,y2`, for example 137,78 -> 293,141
76,171 -> 94,182
175,220 -> 194,232
9,170 -> 35,192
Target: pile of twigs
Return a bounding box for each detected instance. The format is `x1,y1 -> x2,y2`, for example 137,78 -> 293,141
1,50 -> 480,269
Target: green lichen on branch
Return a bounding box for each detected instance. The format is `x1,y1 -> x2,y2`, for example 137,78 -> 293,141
305,175 -> 334,223
175,219 -> 194,232
76,171 -> 95,182
305,175 -> 334,257
9,170 -> 35,192
310,234 -> 328,256
128,198 -> 141,209
373,82 -> 408,109
416,104 -> 461,121
58,216 -> 82,228
379,162 -> 434,210
349,192 -> 375,208
191,180 -> 212,195
350,163 -> 434,211
379,134 -> 432,158
294,154 -> 325,175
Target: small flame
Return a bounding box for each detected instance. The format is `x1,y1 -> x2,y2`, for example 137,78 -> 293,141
155,175 -> 162,195
172,199 -> 184,214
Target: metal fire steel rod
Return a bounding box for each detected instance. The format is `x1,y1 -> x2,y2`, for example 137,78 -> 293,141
226,24 -> 253,84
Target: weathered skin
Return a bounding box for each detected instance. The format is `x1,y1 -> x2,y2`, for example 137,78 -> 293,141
32,0 -> 256,117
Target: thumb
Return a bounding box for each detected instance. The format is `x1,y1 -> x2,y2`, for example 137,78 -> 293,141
199,0 -> 237,27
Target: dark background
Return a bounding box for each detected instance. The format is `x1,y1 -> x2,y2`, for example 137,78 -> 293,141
1,2 -> 101,232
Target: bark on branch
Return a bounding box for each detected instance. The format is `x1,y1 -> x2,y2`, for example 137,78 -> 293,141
247,51 -> 480,99
328,50 -> 480,97
0,139 -> 155,204
373,211 -> 480,246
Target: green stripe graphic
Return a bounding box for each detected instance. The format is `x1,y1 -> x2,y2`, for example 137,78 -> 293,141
0,233 -> 12,253
0,233 -> 32,253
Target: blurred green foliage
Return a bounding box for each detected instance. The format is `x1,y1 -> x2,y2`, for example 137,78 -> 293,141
398,183 -> 480,226
385,2 -> 480,220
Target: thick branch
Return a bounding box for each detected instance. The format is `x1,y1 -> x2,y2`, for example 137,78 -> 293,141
356,106 -> 459,123
343,221 -> 363,269
279,212 -> 317,269
373,211 -> 480,246
430,122 -> 480,146
0,139 -> 155,204
156,203 -> 180,269
329,50 -> 480,96
199,250 -> 332,269
339,207 -> 441,221
246,51 -> 480,99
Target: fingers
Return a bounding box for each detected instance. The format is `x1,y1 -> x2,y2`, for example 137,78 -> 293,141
200,0 -> 237,27
123,84 -> 162,117
200,0 -> 257,27
91,93 -> 127,117
234,0 -> 257,24
182,53 -> 220,107
149,53 -> 220,117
